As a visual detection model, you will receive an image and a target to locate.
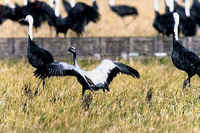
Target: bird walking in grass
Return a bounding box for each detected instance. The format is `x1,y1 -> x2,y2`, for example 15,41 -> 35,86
171,12 -> 200,89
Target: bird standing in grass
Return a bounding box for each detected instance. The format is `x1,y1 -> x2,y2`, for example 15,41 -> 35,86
24,15 -> 54,95
171,12 -> 200,89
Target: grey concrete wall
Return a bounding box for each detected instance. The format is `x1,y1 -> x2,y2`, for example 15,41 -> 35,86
0,37 -> 199,59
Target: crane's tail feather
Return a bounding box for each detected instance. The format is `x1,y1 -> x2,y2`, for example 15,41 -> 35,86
114,62 -> 140,79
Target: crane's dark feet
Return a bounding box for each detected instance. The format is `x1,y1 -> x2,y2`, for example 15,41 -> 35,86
183,80 -> 188,89
34,88 -> 38,96
82,93 -> 93,111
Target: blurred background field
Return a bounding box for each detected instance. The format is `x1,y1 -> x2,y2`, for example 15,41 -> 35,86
1,58 -> 200,132
0,0 -> 191,38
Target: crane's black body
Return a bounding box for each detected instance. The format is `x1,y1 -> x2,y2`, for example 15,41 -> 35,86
51,16 -> 71,37
62,0 -> 100,35
153,11 -> 175,37
109,5 -> 138,17
171,34 -> 200,88
181,16 -> 197,37
191,0 -> 200,27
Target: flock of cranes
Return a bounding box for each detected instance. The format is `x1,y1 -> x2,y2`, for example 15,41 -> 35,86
0,0 -> 139,37
153,0 -> 200,44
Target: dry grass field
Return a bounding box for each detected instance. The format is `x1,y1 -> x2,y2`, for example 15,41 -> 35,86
1,58 -> 200,132
0,0 -> 192,37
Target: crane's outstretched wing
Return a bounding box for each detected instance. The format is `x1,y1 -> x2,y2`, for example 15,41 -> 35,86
34,62 -> 95,87
110,5 -> 138,17
90,59 -> 140,85
62,0 -> 72,13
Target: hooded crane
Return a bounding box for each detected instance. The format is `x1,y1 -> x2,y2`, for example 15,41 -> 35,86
62,0 -> 100,36
153,0 -> 175,37
66,47 -> 140,96
49,0 -> 71,37
109,0 -> 138,19
171,12 -> 200,89
24,15 -> 94,96
180,0 -> 197,45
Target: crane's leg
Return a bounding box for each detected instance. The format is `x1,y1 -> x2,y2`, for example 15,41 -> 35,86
188,37 -> 192,50
34,80 -> 43,96
82,88 -> 86,97
42,79 -> 46,89
188,77 -> 191,88
183,76 -> 191,89
183,79 -> 188,89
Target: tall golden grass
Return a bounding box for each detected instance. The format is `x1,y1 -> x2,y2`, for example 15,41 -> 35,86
0,0 -> 194,37
0,58 -> 200,132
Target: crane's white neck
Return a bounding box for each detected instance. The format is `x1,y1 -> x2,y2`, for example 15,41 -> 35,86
173,12 -> 179,41
70,0 -> 75,8
109,0 -> 115,6
24,0 -> 28,6
185,0 -> 190,17
49,0 -> 54,8
26,16 -> 34,40
55,0 -> 60,17
166,0 -> 174,12
73,52 -> 79,68
154,0 -> 159,12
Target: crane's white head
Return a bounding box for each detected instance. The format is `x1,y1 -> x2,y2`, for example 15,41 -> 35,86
70,0 -> 75,7
68,47 -> 76,54
173,12 -> 179,41
25,15 -> 34,40
185,0 -> 190,17
24,0 -> 28,6
5,0 -> 9,6
25,15 -> 33,25
154,0 -> 159,12
109,0 -> 115,6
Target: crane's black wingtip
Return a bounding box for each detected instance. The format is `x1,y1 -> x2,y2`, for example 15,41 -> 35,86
114,62 -> 140,79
